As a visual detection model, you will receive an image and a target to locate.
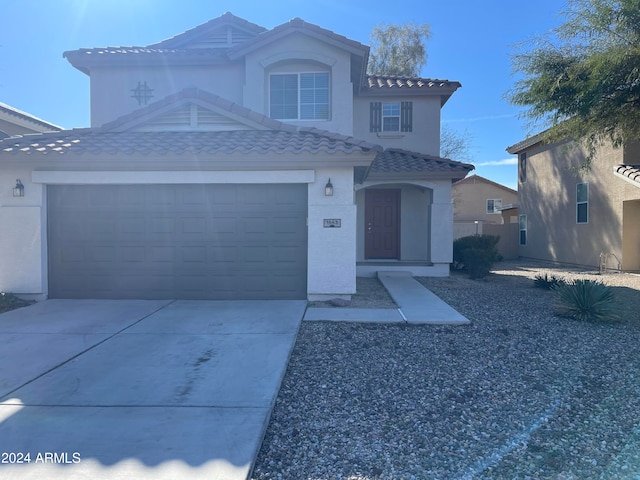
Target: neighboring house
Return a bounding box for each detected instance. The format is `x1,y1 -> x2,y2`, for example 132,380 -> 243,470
452,174 -> 518,239
0,13 -> 473,301
0,102 -> 61,138
507,135 -> 640,272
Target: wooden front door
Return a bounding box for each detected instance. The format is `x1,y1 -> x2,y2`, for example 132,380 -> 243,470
365,189 -> 400,259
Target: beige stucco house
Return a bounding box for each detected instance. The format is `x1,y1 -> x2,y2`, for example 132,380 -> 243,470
507,135 -> 640,272
452,174 -> 518,239
0,13 -> 472,301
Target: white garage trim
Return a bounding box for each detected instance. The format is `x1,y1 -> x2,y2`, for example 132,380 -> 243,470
32,170 -> 316,185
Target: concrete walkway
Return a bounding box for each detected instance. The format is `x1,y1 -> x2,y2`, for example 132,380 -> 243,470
304,272 -> 469,325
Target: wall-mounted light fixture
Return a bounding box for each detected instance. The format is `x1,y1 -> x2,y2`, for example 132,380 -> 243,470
13,179 -> 24,197
324,178 -> 333,196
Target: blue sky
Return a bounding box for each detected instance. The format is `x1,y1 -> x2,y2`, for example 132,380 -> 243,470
1,0 -> 567,189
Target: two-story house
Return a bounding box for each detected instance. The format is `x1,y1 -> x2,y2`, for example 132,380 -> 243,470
0,13 -> 472,301
452,174 -> 518,239
507,134 -> 640,272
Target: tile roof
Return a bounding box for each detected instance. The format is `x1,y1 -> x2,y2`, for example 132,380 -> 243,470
366,148 -> 474,180
148,12 -> 266,49
366,75 -> 460,90
100,87 -> 295,133
0,128 -> 381,157
0,102 -> 62,132
65,47 -> 227,56
506,133 -> 545,154
228,17 -> 369,59
363,75 -> 461,105
614,164 -> 640,187
453,174 -> 517,194
64,14 -> 369,76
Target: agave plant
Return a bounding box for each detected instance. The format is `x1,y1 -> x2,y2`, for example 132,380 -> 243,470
552,279 -> 618,322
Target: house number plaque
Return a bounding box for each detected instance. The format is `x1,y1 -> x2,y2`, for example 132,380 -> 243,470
323,219 -> 341,228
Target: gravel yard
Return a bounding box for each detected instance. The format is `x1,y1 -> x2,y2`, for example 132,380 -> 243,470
252,260 -> 640,479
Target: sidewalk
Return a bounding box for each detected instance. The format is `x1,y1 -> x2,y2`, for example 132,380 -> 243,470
304,272 -> 470,325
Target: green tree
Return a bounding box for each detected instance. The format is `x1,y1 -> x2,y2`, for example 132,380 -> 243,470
367,23 -> 431,77
509,0 -> 640,164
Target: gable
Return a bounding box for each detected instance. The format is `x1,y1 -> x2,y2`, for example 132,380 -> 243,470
0,102 -> 62,135
148,12 -> 266,50
100,88 -> 291,133
127,102 -> 255,132
453,174 -> 517,195
182,26 -> 258,49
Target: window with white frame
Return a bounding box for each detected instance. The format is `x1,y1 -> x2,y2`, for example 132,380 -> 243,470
519,214 -> 527,245
382,102 -> 401,131
269,72 -> 329,120
487,198 -> 502,214
577,182 -> 589,224
369,101 -> 413,132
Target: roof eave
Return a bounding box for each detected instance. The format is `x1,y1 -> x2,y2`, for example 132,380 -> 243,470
228,20 -> 369,61
148,12 -> 267,49
614,164 -> 640,188
359,82 -> 461,103
506,132 -> 546,154
364,168 -> 473,183
63,49 -> 232,75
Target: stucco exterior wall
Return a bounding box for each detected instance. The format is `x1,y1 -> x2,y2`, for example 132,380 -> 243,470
307,167 -> 357,299
0,169 -> 47,297
90,64 -> 245,127
430,180 -> 455,266
243,33 -> 354,136
622,200 -> 640,271
518,141 -> 640,269
484,223 -> 519,260
353,96 -> 441,155
452,178 -> 517,224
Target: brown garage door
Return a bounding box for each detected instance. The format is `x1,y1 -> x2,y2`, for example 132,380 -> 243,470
48,184 -> 307,299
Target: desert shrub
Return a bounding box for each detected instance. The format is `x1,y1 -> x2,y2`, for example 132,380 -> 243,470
552,279 -> 618,322
452,235 -> 502,279
533,273 -> 566,290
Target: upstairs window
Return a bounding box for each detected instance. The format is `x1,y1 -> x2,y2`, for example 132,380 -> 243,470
487,198 -> 502,214
519,152 -> 527,183
370,101 -> 413,132
382,103 -> 401,131
270,72 -> 329,120
577,182 -> 589,224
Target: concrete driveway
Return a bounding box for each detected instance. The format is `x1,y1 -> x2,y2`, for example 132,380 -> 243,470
0,299 -> 306,480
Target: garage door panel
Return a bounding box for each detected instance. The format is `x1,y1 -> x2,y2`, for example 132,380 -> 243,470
151,218 -> 177,234
48,184 -> 307,299
181,246 -> 207,263
182,217 -> 207,234
150,246 -> 177,263
122,246 -> 146,263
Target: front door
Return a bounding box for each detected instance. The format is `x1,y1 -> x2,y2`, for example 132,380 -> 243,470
365,188 -> 400,259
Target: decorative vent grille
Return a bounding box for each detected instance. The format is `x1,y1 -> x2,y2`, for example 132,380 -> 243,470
151,105 -> 191,126
190,27 -> 256,48
139,104 -> 252,131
